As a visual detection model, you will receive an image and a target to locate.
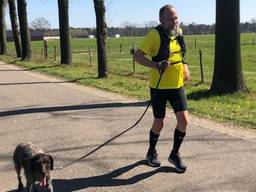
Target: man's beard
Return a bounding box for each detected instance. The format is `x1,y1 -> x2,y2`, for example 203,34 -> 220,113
163,25 -> 179,36
170,25 -> 179,36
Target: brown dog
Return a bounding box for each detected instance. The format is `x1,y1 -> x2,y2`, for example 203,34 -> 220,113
13,142 -> 54,192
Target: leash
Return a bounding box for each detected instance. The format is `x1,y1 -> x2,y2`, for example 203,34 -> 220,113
53,61 -> 166,171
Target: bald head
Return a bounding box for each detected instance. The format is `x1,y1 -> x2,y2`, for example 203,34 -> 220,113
159,4 -> 179,31
159,4 -> 174,19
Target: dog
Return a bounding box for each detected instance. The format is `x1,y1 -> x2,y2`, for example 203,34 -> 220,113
13,142 -> 54,192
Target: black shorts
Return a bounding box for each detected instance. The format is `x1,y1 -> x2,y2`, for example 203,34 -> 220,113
150,86 -> 188,118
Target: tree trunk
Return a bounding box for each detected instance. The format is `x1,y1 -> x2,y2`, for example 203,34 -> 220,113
210,0 -> 248,94
8,0 -> 22,57
57,0 -> 72,65
17,0 -> 31,61
93,0 -> 108,78
0,0 -> 7,55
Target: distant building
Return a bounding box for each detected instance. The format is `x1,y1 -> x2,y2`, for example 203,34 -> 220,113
6,30 -> 44,42
43,36 -> 60,40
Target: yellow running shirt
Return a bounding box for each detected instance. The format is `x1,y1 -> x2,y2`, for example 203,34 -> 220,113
139,28 -> 185,89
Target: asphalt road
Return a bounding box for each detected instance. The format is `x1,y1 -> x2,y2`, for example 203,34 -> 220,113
1,61 -> 256,192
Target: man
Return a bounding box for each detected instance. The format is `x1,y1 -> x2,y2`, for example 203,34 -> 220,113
133,4 -> 189,173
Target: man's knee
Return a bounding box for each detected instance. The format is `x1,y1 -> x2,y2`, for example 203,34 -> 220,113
155,118 -> 164,127
176,111 -> 189,129
152,118 -> 164,133
179,117 -> 189,128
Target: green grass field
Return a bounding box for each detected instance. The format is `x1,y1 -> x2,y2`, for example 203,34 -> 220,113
1,33 -> 256,128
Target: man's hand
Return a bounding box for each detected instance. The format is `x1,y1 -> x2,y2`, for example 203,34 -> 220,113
157,60 -> 170,74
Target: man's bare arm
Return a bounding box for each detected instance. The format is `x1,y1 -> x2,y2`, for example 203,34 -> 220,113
133,49 -> 158,69
133,49 -> 170,73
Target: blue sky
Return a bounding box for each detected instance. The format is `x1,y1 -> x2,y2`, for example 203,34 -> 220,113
5,0 -> 256,29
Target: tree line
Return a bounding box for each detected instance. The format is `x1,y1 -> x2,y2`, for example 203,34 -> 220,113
0,0 -> 249,94
41,22 -> 256,38
181,22 -> 256,35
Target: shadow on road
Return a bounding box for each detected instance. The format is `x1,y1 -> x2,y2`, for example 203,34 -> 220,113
53,160 -> 178,192
0,80 -> 77,86
0,77 -> 87,86
0,101 -> 149,117
0,64 -> 60,72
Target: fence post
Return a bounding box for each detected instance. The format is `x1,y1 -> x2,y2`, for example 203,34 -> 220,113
130,46 -> 135,72
133,46 -> 135,72
199,49 -> 204,83
43,40 -> 48,59
41,48 -> 43,59
89,47 -> 92,67
107,44 -> 110,54
54,46 -> 57,61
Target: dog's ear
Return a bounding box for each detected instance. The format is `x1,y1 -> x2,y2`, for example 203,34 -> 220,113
31,155 -> 39,171
47,155 -> 54,170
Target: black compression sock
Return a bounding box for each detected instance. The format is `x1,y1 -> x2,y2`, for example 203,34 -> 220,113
172,129 -> 186,153
149,130 -> 160,151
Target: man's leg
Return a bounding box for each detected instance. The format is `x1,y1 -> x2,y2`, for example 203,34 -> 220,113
169,110 -> 189,172
173,110 -> 189,152
146,118 -> 164,167
147,88 -> 167,167
150,118 -> 164,149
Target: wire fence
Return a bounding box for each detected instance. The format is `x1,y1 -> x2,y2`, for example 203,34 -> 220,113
5,36 -> 256,85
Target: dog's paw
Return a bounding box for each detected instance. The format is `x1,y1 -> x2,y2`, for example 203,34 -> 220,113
47,184 -> 53,192
18,182 -> 24,191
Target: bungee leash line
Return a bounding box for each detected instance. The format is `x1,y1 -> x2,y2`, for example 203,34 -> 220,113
53,61 -> 166,171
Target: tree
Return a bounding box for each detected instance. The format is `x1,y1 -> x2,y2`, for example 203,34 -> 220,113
17,0 -> 32,61
93,0 -> 108,78
8,0 -> 21,57
249,18 -> 256,24
30,17 -> 51,31
0,0 -> 7,55
57,0 -> 72,65
144,21 -> 159,28
210,0 -> 248,94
